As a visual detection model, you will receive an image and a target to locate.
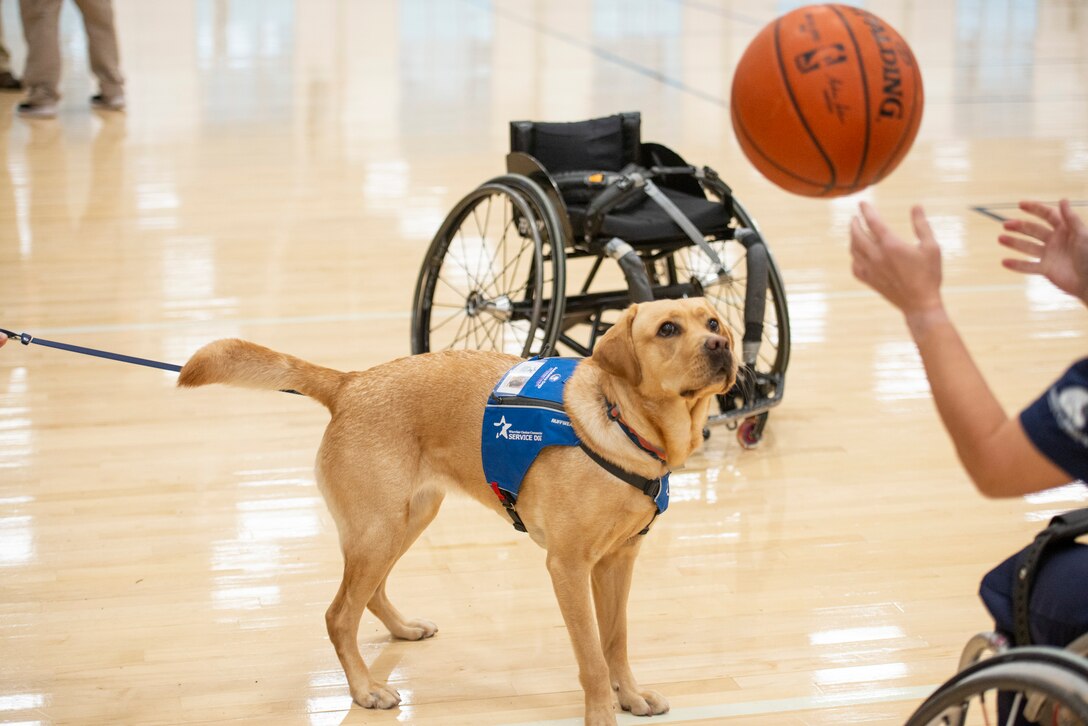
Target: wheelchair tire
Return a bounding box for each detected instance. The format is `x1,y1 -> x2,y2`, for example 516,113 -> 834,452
663,199 -> 789,434
906,647 -> 1088,726
411,181 -> 565,358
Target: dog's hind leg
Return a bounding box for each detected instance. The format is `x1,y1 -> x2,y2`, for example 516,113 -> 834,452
325,531 -> 406,709
591,539 -> 669,717
367,487 -> 444,641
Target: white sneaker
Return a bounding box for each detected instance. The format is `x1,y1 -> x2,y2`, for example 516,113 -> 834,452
90,93 -> 125,111
16,100 -> 58,119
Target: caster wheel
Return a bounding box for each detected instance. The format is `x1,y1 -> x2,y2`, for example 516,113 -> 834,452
737,416 -> 765,449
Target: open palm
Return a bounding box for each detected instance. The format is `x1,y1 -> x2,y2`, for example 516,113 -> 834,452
999,199 -> 1088,305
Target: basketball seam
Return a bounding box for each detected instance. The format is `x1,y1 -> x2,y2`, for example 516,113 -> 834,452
830,4 -> 871,191
773,15 -> 837,193
731,105 -> 827,191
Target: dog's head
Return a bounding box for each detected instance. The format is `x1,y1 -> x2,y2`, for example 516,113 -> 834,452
591,298 -> 738,400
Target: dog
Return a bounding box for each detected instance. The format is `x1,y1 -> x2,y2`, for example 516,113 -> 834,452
178,297 -> 737,726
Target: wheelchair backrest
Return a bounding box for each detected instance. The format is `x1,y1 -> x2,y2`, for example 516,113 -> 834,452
509,113 -> 641,173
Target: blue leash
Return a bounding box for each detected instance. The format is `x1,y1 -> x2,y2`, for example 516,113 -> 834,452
0,327 -> 302,395
1,327 -> 183,372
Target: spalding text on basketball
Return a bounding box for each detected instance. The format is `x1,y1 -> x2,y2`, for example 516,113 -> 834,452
857,11 -> 906,120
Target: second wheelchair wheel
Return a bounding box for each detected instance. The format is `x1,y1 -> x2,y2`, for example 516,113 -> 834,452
663,203 -> 790,446
412,180 -> 565,358
905,656 -> 1088,726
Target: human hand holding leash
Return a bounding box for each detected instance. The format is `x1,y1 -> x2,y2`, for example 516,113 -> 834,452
999,199 -> 1088,306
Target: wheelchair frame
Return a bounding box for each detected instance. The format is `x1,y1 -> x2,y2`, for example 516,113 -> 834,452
906,508 -> 1088,724
411,114 -> 790,447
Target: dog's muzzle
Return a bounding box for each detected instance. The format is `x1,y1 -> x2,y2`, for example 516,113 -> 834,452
704,335 -> 733,375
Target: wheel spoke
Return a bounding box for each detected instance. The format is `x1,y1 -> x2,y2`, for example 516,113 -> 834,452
429,307 -> 467,333
415,183 -> 556,358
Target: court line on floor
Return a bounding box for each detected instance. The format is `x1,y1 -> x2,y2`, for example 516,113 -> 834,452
462,0 -> 730,109
503,684 -> 936,725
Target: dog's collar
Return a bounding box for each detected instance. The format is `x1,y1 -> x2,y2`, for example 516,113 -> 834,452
605,401 -> 667,463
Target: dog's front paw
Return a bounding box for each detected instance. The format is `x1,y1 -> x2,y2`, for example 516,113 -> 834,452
352,681 -> 401,709
618,688 -> 669,716
391,617 -> 438,641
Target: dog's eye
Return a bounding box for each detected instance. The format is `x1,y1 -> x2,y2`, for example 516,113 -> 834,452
707,318 -> 721,333
657,321 -> 679,337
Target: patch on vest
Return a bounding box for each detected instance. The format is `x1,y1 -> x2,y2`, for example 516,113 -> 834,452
482,359 -> 581,505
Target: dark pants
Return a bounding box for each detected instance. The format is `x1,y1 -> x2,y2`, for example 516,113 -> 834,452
980,542 -> 1088,724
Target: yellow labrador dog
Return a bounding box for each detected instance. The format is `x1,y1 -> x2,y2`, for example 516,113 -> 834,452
178,298 -> 736,726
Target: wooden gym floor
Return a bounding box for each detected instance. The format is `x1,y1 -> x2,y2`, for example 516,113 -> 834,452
2,1 -> 1087,724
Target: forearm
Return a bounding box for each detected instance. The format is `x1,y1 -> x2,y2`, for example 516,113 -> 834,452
904,307 -> 1011,493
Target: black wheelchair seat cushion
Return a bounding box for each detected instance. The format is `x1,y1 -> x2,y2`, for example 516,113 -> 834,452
521,116 -> 630,173
567,186 -> 731,245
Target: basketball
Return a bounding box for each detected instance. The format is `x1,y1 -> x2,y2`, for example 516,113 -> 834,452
731,4 -> 923,197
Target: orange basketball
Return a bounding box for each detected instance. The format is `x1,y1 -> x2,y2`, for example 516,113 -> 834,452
731,4 -> 923,197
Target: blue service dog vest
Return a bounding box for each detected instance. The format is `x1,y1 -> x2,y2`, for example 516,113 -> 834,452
481,358 -> 670,531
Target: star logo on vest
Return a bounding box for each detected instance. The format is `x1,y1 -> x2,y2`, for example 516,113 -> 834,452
494,416 -> 513,439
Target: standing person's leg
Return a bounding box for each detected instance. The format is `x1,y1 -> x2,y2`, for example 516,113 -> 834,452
71,0 -> 122,108
0,7 -> 24,90
17,0 -> 62,116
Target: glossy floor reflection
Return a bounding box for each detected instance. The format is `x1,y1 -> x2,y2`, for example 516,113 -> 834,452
1,1 -> 1087,724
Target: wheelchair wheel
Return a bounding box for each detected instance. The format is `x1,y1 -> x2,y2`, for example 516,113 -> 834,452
662,202 -> 790,445
412,180 -> 565,357
906,647 -> 1088,726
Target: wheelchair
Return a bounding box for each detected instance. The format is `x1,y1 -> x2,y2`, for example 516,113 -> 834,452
905,508 -> 1088,725
410,112 -> 790,447
904,636 -> 1088,725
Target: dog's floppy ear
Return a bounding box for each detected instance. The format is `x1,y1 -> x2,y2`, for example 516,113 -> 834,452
592,304 -> 642,385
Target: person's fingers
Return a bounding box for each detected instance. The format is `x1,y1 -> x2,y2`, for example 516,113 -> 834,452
1060,199 -> 1088,236
1001,258 -> 1042,275
1019,200 -> 1061,227
851,259 -> 868,283
1003,218 -> 1053,242
997,233 -> 1045,258
849,214 -> 874,261
858,201 -> 893,244
910,205 -> 938,249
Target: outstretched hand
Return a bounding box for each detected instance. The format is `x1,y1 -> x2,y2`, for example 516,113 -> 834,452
999,199 -> 1088,305
849,201 -> 944,317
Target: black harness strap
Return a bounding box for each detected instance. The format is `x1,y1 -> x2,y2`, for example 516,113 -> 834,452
1013,506 -> 1088,646
577,442 -> 664,535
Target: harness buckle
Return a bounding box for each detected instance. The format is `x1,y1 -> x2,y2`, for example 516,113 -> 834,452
490,481 -> 527,532
645,477 -> 662,500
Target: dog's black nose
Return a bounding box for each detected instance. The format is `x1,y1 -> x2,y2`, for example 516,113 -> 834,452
704,335 -> 731,370
704,335 -> 729,352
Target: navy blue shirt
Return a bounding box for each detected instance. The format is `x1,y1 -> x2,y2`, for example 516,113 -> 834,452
1020,358 -> 1088,482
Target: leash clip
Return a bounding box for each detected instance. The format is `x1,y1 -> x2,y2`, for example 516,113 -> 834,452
0,328 -> 32,346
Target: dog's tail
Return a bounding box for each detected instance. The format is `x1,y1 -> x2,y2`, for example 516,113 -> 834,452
178,338 -> 344,409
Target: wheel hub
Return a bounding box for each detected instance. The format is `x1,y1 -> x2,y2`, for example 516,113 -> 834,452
465,291 -> 513,322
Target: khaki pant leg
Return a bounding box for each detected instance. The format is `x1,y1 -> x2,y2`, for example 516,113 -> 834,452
19,0 -> 64,101
72,0 -> 122,97
0,11 -> 11,74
